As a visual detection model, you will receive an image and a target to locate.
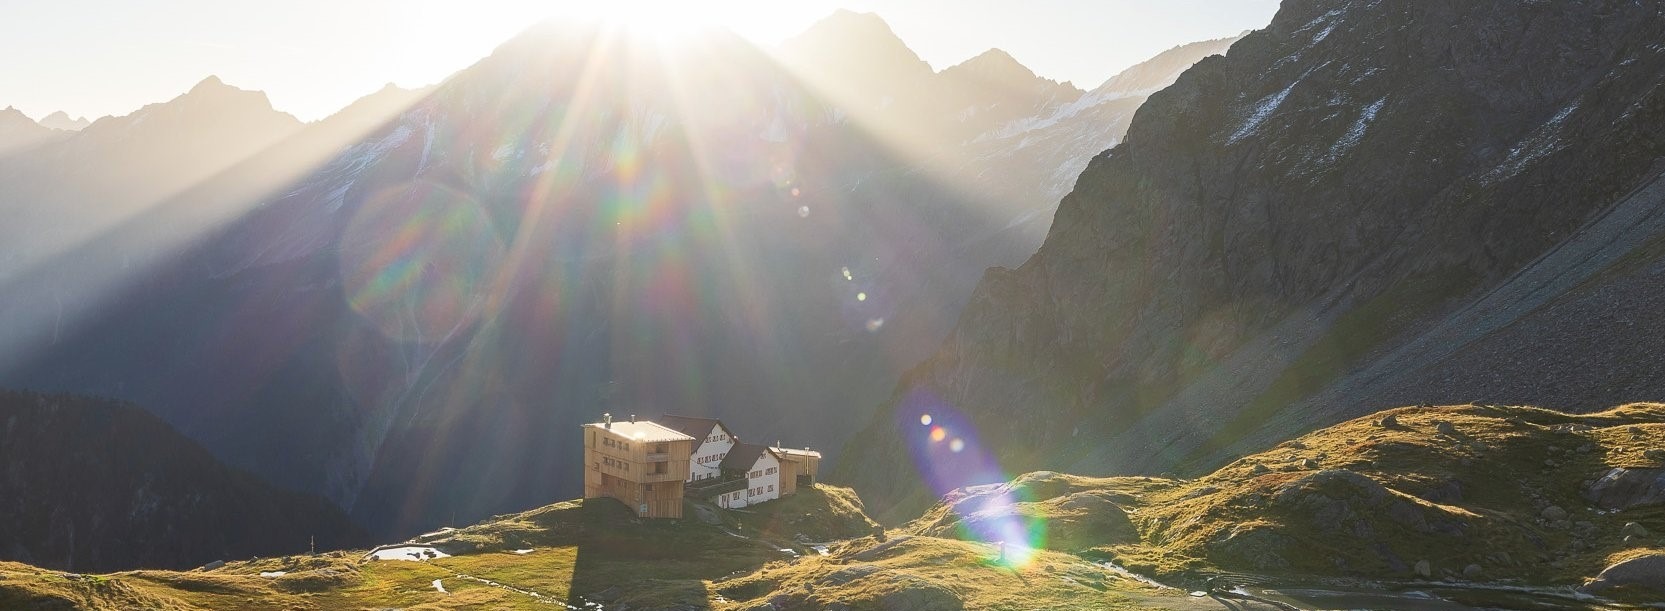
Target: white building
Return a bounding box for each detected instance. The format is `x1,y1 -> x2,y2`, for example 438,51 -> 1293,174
657,414 -> 737,482
713,443 -> 784,509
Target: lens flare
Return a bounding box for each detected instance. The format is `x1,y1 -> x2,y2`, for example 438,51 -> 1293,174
898,388 -> 1046,568
339,181 -> 506,343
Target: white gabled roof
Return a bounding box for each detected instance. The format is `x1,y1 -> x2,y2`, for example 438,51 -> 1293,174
583,420 -> 695,443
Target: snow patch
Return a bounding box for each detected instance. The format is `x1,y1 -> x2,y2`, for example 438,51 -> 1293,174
259,571 -> 287,578
365,545 -> 451,562
1325,97 -> 1386,161
1229,80 -> 1300,144
433,579 -> 447,593
1484,103 -> 1579,184
1312,21 -> 1340,44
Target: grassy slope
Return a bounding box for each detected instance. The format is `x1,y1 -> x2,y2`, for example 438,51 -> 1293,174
0,482 -> 1217,610
5,405 -> 1663,609
903,403 -> 1665,597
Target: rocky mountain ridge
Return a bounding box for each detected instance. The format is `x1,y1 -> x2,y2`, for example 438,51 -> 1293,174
838,0 -> 1665,522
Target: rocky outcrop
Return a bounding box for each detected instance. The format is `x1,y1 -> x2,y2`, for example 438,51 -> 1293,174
1583,553 -> 1665,600
1584,468 -> 1665,511
840,0 -> 1665,520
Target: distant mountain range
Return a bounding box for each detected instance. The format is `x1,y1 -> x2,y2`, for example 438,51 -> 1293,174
0,390 -> 367,572
837,0 -> 1665,521
0,11 -> 1238,541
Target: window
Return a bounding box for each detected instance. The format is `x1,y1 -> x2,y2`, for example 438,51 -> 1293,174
766,467 -> 777,475
768,485 -> 774,493
654,443 -> 667,454
592,462 -> 599,471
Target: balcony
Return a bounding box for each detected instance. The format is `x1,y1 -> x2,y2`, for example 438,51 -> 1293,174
646,453 -> 672,462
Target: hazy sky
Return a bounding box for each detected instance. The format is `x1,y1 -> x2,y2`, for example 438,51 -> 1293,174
0,0 -> 1280,122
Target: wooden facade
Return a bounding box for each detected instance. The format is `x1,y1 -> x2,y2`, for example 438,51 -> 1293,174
582,417 -> 694,519
772,447 -> 821,488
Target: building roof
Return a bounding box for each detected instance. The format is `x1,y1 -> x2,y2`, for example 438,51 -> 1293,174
657,414 -> 734,453
771,447 -> 822,459
582,420 -> 695,443
720,442 -> 779,471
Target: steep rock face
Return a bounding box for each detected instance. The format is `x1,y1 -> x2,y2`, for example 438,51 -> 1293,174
0,390 -> 368,572
952,36 -> 1242,263
840,0 -> 1665,520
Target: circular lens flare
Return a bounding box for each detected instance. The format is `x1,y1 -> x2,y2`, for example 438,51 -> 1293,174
898,389 -> 1047,568
339,181 -> 505,343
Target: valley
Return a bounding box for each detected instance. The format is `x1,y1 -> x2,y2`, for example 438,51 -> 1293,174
5,0 -> 1665,607
2,403 -> 1661,609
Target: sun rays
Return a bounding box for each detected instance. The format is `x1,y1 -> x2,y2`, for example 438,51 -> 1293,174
0,15 -> 1066,534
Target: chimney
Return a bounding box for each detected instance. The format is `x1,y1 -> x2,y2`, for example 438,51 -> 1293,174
630,414 -> 637,423
603,412 -> 612,429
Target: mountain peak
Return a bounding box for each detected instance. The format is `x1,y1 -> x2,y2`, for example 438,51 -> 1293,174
39,110 -> 90,131
189,74 -> 230,94
810,9 -> 897,37
943,48 -> 1041,83
782,9 -> 923,68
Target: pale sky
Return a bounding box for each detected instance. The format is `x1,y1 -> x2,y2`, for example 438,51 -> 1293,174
0,0 -> 1280,122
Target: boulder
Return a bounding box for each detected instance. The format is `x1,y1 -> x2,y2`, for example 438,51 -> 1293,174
1621,522 -> 1650,538
1434,421 -> 1457,436
1414,559 -> 1432,578
1377,414 -> 1400,428
1541,506 -> 1569,521
1583,553 -> 1665,599
1584,468 -> 1665,510
1462,563 -> 1483,579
